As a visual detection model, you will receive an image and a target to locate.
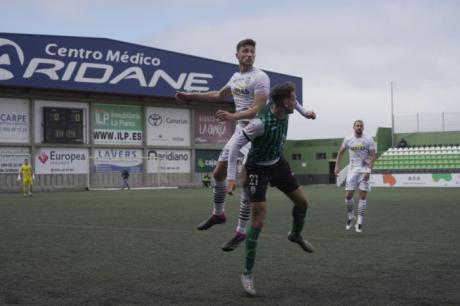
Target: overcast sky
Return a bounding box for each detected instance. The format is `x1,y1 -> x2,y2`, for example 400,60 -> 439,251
1,0 -> 459,139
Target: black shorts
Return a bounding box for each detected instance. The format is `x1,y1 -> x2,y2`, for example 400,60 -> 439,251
244,157 -> 300,202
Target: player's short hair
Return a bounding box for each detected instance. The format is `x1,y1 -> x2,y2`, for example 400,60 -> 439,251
236,39 -> 256,51
270,82 -> 296,107
354,120 -> 364,126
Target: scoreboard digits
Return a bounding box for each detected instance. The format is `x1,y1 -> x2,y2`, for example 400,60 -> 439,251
44,107 -> 83,143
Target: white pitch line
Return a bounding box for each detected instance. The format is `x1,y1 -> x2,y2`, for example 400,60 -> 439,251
5,221 -> 456,247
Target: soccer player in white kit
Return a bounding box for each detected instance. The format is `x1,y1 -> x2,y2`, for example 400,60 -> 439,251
176,39 -> 269,249
176,39 -> 315,250
334,120 -> 376,233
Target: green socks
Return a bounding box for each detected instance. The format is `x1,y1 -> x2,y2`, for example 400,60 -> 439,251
291,206 -> 307,235
244,226 -> 261,276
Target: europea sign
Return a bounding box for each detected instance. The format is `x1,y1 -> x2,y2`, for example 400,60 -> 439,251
0,33 -> 237,98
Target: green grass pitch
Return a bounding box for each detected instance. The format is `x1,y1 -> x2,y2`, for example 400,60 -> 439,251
1,187 -> 459,305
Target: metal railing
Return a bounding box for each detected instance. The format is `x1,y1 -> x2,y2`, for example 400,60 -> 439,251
394,112 -> 460,133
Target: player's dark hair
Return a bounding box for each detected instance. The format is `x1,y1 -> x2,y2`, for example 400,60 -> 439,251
354,120 -> 364,126
236,39 -> 256,51
270,82 -> 296,107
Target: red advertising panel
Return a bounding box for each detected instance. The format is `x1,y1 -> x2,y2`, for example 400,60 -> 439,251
194,110 -> 234,144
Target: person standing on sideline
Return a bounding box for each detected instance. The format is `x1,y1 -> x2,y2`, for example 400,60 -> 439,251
121,168 -> 130,190
175,39 -> 269,247
202,173 -> 211,188
226,82 -> 316,296
334,120 -> 376,233
18,158 -> 34,197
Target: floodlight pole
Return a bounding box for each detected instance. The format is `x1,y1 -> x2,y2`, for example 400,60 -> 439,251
391,81 -> 395,147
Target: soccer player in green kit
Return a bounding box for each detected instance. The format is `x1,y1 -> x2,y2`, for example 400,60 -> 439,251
226,82 -> 317,296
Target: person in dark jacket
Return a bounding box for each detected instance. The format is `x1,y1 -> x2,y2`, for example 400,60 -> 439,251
121,168 -> 130,190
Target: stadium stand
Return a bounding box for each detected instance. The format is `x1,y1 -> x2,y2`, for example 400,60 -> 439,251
373,144 -> 460,173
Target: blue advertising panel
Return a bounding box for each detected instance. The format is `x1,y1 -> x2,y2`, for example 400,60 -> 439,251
0,33 -> 302,101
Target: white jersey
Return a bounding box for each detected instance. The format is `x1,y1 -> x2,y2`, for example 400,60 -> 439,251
227,67 -> 270,114
341,133 -> 376,170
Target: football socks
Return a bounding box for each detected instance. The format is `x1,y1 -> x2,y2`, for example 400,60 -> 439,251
212,179 -> 226,215
244,226 -> 261,276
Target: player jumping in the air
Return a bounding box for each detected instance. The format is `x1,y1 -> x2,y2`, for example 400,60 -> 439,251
176,39 -> 269,250
334,120 -> 376,233
176,38 -> 315,252
226,82 -> 316,296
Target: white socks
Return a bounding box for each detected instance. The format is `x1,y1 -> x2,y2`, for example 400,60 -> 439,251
345,198 -> 354,220
357,199 -> 367,225
212,179 -> 226,215
236,189 -> 251,234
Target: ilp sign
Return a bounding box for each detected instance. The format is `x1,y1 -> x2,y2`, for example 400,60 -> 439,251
0,33 -> 302,99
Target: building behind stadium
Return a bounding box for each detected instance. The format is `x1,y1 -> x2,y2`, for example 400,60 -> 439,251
0,33 -> 302,191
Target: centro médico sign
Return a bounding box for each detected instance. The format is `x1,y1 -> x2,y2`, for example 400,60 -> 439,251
0,33 -> 302,99
0,34 -> 214,97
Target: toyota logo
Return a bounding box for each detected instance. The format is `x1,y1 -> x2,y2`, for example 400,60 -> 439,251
148,113 -> 162,126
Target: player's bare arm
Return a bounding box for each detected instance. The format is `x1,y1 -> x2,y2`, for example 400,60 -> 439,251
295,100 -> 316,119
216,92 -> 268,122
334,148 -> 346,176
175,85 -> 232,102
362,149 -> 376,181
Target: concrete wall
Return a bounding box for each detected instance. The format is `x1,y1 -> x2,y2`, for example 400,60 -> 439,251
0,87 -> 230,191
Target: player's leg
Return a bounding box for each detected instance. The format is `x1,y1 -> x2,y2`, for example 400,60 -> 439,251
222,167 -> 250,252
241,200 -> 265,296
285,188 -> 315,253
272,158 -> 314,253
197,160 -> 227,230
345,170 -> 359,230
345,190 -> 355,230
240,165 -> 269,296
22,181 -> 27,197
28,180 -> 33,196
355,178 -> 370,233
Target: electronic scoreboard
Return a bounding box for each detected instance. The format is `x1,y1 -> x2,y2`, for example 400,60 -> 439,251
43,107 -> 83,143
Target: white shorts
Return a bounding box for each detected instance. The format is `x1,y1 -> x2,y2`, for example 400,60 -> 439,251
218,123 -> 251,162
345,169 -> 371,192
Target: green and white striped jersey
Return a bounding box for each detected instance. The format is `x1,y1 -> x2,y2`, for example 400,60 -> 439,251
245,105 -> 288,165
227,105 -> 289,180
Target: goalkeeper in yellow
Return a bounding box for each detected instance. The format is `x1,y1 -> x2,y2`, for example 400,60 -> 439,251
18,158 -> 34,197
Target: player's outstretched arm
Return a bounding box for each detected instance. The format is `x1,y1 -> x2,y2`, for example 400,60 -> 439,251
217,92 -> 268,122
295,100 -> 316,119
175,85 -> 231,102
